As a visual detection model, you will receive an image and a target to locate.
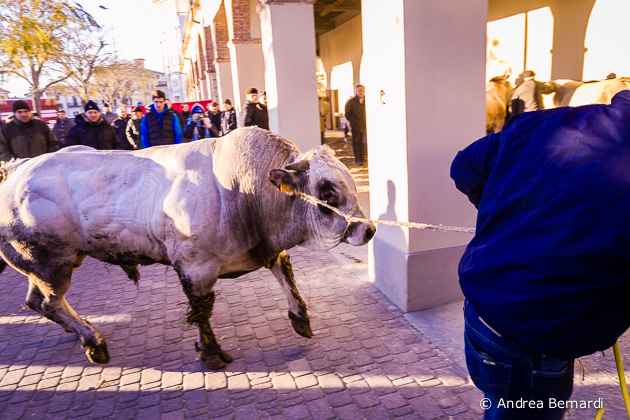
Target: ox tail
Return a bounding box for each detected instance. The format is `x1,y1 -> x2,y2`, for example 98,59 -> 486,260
0,158 -> 28,185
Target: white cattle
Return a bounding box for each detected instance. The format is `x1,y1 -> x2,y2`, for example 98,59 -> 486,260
0,127 -> 376,369
545,78 -> 630,108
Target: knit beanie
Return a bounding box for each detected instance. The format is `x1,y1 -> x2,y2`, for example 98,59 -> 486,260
84,100 -> 100,112
191,105 -> 204,114
224,99 -> 231,105
12,100 -> 30,113
245,88 -> 258,95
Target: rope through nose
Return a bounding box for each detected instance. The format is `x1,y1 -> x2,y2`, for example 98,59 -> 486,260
298,192 -> 476,234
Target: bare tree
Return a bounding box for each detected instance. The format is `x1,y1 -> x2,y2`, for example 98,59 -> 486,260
94,60 -> 157,107
56,37 -> 109,106
0,0 -> 99,115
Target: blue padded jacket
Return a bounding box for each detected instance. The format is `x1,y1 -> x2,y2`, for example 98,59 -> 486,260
451,90 -> 630,358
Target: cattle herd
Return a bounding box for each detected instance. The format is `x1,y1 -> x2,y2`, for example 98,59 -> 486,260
486,75 -> 630,134
0,127 -> 376,370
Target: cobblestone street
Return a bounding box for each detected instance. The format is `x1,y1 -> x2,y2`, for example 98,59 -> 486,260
0,250 -> 484,420
1,133 -> 629,420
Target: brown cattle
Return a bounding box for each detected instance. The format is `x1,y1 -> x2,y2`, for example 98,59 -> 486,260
486,75 -> 514,134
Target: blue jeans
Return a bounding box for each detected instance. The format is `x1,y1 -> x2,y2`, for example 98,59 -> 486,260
464,300 -> 574,420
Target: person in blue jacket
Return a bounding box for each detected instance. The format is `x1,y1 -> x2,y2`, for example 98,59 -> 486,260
140,89 -> 182,148
450,90 -> 630,420
183,105 -> 217,141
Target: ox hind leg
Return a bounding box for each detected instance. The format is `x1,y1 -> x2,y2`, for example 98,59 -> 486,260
24,258 -> 109,364
267,251 -> 313,338
174,262 -> 232,370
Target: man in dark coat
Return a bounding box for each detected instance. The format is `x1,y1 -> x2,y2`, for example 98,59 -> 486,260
257,91 -> 269,131
140,90 -> 182,148
52,108 -> 75,147
221,99 -> 237,136
208,102 -> 222,134
0,100 -> 59,161
125,107 -> 143,150
111,106 -> 133,150
450,90 -> 630,420
511,70 -> 556,114
241,88 -> 262,128
181,103 -> 190,121
344,84 -> 367,165
65,101 -> 122,150
102,103 -> 117,124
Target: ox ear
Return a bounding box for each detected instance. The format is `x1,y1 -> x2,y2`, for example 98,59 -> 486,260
269,169 -> 299,194
284,160 -> 310,172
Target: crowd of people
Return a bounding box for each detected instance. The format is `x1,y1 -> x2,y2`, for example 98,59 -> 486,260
0,86 -> 367,166
0,89 -> 258,160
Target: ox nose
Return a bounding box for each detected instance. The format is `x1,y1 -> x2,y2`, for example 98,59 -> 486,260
365,224 -> 376,242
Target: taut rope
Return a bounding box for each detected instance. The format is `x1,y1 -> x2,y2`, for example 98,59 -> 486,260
298,192 -> 476,235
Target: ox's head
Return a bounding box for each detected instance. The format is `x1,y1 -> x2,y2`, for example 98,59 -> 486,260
268,145 -> 376,251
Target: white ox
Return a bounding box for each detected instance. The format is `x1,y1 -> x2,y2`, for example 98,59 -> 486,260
0,127 -> 376,370
544,77 -> 630,108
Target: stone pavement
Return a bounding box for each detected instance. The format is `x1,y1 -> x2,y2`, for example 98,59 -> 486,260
0,249 -> 485,420
1,131 -> 629,420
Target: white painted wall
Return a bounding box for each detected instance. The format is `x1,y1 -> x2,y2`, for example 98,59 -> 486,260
319,16 -> 363,91
228,42 -> 265,113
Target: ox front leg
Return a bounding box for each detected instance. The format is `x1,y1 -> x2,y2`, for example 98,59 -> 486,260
268,251 -> 313,338
175,266 -> 232,370
25,274 -> 109,364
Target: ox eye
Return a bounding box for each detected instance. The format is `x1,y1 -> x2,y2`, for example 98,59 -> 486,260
318,181 -> 340,214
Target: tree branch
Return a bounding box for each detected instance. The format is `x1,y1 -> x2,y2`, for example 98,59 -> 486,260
42,72 -> 74,91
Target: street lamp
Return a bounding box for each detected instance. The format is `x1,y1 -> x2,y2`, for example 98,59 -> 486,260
99,5 -> 118,59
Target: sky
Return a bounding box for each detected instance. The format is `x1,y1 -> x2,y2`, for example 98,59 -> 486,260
0,0 -> 165,97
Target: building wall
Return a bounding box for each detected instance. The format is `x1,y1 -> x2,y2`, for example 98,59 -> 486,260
318,16 -> 363,112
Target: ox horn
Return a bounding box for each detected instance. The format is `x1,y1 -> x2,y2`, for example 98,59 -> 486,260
284,160 -> 310,172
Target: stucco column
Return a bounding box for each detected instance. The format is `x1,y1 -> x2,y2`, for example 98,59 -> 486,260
228,40 -> 266,113
363,0 -> 486,312
257,0 -> 319,151
549,0 -> 596,80
214,60 -> 235,104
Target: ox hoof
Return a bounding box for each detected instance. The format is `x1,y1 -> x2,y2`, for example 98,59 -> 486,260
86,343 -> 110,365
219,350 -> 233,363
288,311 -> 313,338
201,351 -> 227,370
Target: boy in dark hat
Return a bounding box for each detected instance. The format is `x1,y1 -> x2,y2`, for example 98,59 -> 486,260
183,105 -> 217,141
0,100 -> 59,161
221,99 -> 237,135
241,88 -> 262,128
65,101 -> 122,150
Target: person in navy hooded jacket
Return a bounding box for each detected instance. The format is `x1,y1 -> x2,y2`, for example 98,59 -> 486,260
140,89 -> 182,148
451,90 -> 630,420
